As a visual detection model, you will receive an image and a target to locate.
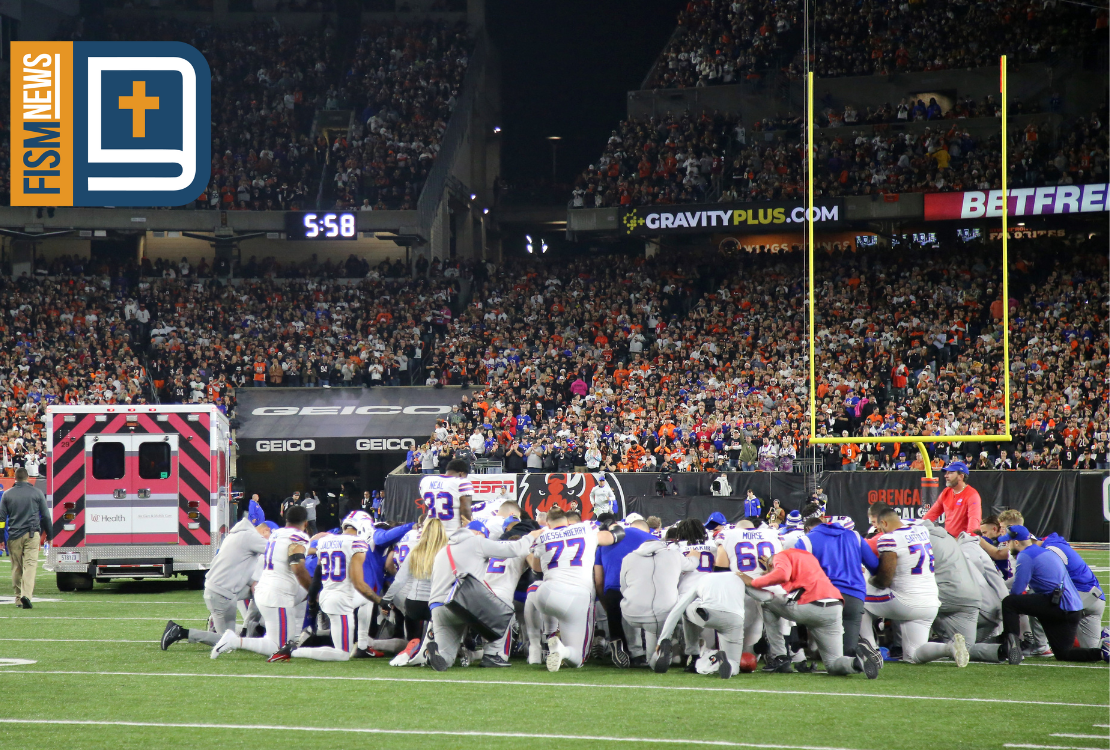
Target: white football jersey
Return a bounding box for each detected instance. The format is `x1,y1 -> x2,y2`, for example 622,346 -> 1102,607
721,526 -> 783,575
394,528 -> 418,566
483,553 -> 528,603
316,533 -> 370,609
780,527 -> 806,549
675,540 -> 716,595
533,521 -> 598,591
876,524 -> 940,607
419,474 -> 474,532
255,527 -> 311,608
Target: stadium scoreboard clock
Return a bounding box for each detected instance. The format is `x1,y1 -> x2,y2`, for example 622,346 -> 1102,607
284,212 -> 358,240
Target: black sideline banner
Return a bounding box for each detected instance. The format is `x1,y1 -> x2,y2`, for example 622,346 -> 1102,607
383,470 -> 1107,538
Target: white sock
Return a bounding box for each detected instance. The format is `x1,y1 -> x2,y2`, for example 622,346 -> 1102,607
292,647 -> 352,662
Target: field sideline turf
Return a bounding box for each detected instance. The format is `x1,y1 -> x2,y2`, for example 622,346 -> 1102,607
0,552 -> 1106,750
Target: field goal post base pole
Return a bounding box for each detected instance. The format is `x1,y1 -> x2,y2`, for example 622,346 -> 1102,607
805,58 -> 1012,520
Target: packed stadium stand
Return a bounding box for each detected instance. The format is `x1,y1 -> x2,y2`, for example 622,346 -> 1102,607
2,233 -> 1104,475
645,0 -> 1107,88
0,0 -> 1105,481
576,107 -> 1108,208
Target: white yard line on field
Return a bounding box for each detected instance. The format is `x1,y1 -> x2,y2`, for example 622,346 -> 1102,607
0,638 -> 155,644
1050,735 -> 1110,740
1006,745 -> 1108,750
0,617 -> 207,621
0,670 -> 1105,708
0,718 -> 877,750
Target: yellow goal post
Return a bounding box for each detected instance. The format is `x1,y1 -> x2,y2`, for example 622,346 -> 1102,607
804,57 -> 1014,480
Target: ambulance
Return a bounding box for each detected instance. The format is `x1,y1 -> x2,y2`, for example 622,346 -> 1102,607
44,404 -> 231,590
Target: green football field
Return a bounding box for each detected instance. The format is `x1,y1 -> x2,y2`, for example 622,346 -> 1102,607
0,550 -> 1106,750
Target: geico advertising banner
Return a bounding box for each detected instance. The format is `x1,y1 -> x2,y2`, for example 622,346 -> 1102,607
621,200 -> 843,235
924,184 -> 1108,220
236,386 -> 467,454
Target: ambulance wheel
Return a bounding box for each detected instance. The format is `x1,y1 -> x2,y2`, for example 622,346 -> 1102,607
185,572 -> 205,590
56,573 -> 77,592
72,574 -> 94,591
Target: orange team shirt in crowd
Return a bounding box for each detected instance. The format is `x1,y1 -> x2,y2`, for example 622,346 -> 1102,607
253,362 -> 266,381
750,548 -> 843,605
840,444 -> 861,464
924,483 -> 982,537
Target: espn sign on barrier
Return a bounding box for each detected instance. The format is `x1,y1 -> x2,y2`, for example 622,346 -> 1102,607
11,41 -> 210,207
924,184 -> 1108,220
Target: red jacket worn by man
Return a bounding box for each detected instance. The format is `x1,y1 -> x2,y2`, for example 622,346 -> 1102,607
924,460 -> 982,537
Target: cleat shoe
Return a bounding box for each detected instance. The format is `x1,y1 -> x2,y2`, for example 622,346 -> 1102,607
390,638 -> 421,666
210,630 -> 239,659
951,633 -> 969,668
459,652 -> 471,668
879,647 -> 899,663
528,643 -> 543,665
609,640 -> 630,668
161,621 -> 186,651
761,654 -> 793,673
629,655 -> 648,669
352,647 -> 385,659
425,641 -> 448,672
20,597 -> 31,609
684,655 -> 699,673
855,642 -> 882,679
654,639 -> 672,674
267,639 -> 296,662
1002,632 -> 1024,666
480,654 -> 512,668
1100,628 -> 1109,663
794,660 -> 817,673
717,650 -> 733,680
546,635 -> 566,673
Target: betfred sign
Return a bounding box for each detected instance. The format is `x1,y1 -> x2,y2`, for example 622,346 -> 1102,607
924,184 -> 1108,220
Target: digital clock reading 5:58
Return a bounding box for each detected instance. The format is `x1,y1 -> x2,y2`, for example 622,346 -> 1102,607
284,212 -> 357,240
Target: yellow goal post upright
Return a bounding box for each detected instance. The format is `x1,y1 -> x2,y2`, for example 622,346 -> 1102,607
804,58 -> 1013,508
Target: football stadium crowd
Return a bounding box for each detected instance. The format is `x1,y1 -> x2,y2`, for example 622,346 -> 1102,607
14,17 -> 472,211
575,109 -> 1107,207
0,236 -> 1103,476
320,22 -> 473,210
647,0 -> 1106,88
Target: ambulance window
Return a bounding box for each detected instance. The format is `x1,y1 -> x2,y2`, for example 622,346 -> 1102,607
139,442 -> 172,480
92,442 -> 125,480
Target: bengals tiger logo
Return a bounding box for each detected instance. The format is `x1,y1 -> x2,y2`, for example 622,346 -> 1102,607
517,473 -> 626,520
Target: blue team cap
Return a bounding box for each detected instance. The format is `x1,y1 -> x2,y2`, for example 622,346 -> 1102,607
785,510 -> 803,528
998,524 -> 1031,542
943,460 -> 969,475
247,500 -> 265,526
262,520 -> 279,531
328,528 -> 341,536
705,512 -> 728,530
468,520 -> 489,538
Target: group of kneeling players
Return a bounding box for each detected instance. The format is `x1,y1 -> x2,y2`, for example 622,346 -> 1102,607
160,462 -> 1108,677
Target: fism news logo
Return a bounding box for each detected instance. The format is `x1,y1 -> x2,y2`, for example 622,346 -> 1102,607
11,41 -> 210,207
